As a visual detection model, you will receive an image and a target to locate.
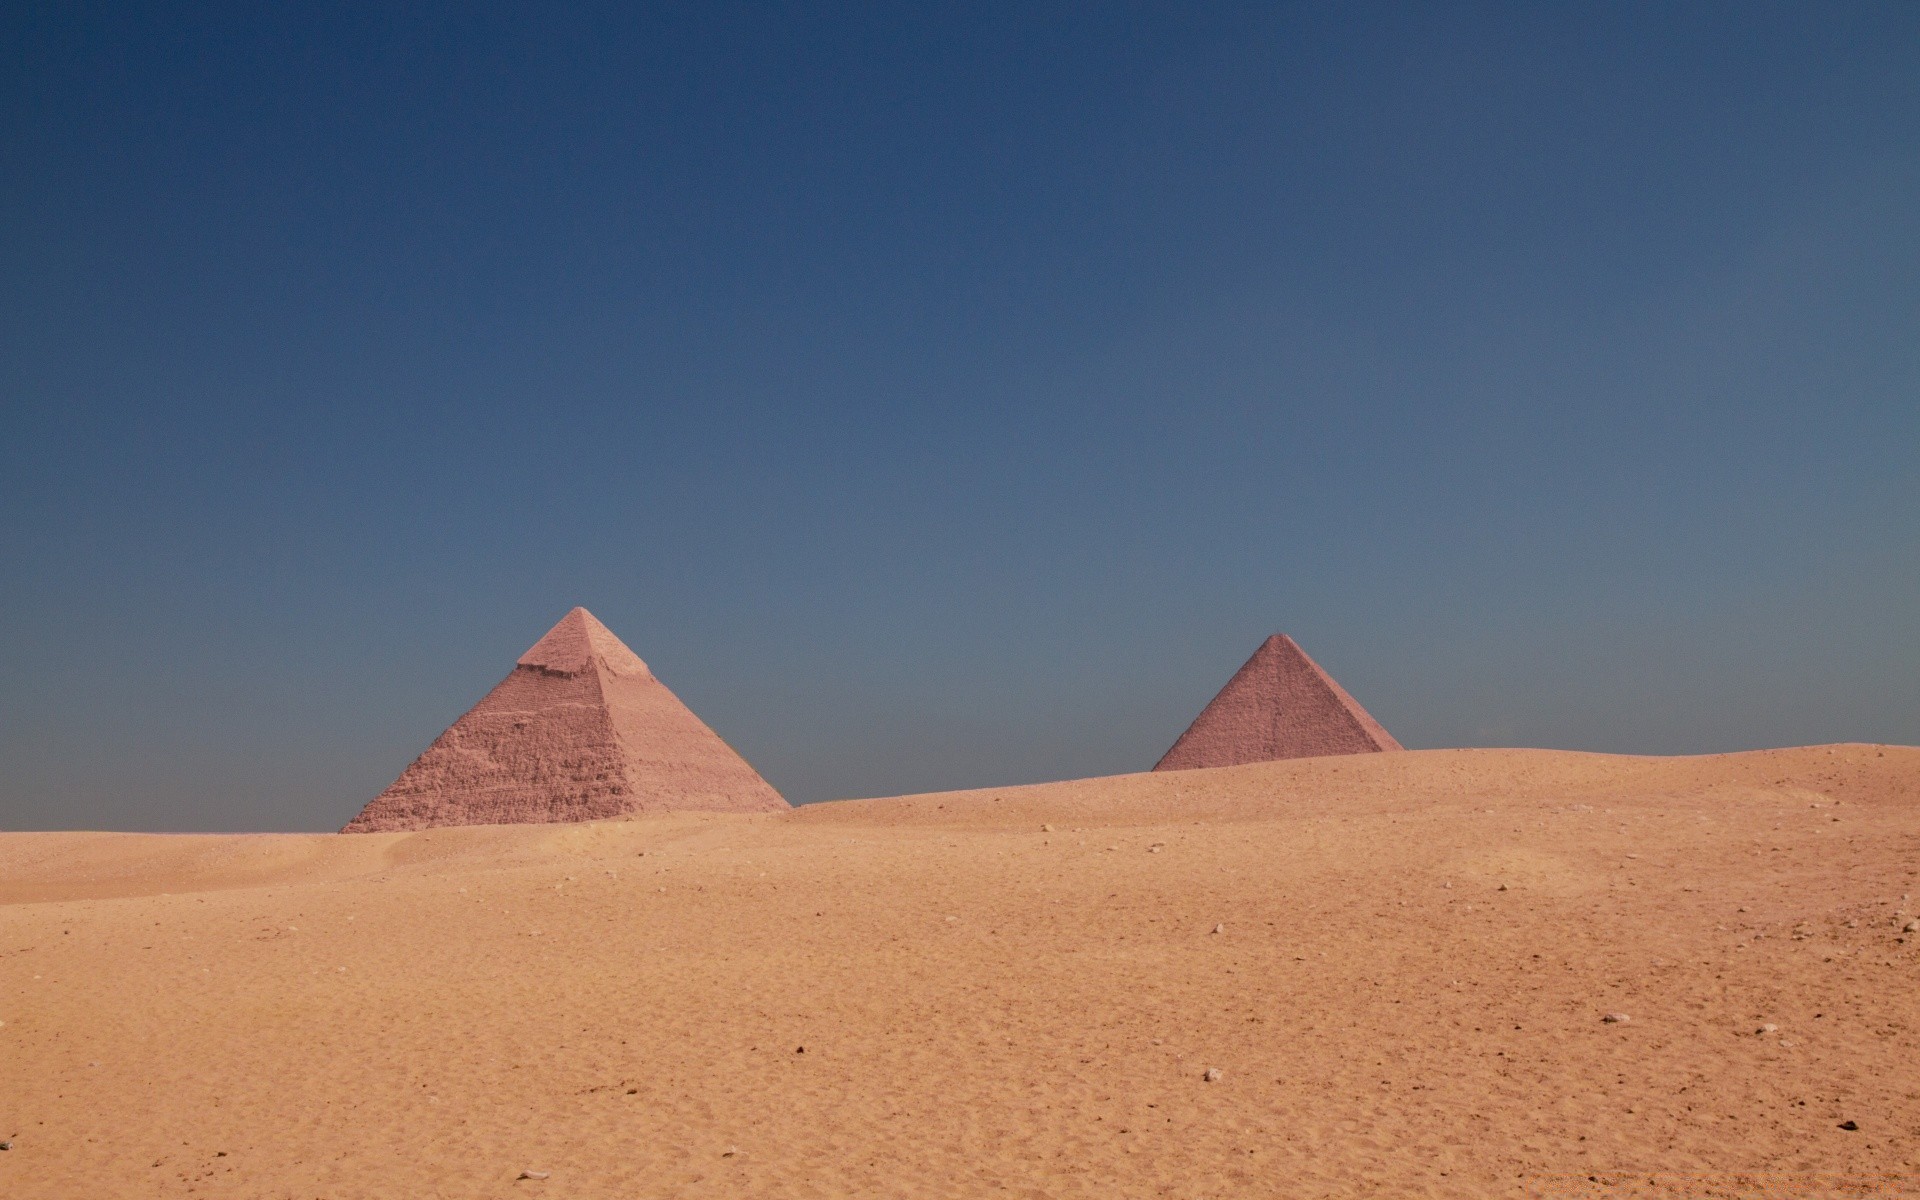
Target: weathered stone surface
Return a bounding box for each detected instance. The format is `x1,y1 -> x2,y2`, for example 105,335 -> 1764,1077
1154,634 -> 1401,771
343,608 -> 785,832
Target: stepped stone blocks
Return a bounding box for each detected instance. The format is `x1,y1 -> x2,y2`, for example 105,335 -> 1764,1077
344,608 -> 785,832
1154,634 -> 1402,771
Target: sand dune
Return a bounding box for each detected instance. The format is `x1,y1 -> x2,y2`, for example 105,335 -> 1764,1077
3,745 -> 1917,1197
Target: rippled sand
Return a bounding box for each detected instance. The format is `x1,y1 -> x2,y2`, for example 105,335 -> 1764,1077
3,744 -> 1916,1198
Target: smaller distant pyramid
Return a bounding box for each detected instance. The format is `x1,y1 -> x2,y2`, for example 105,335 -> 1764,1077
344,608 -> 786,832
1154,634 -> 1402,771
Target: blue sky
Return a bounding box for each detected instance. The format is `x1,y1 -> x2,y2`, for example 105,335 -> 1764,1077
3,3 -> 1916,830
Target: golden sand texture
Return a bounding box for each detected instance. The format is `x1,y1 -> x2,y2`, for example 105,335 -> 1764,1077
3,745 -> 1917,1198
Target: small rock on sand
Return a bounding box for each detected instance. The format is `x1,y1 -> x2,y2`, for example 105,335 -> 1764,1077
1203,1068 -> 1223,1082
1757,1023 -> 1779,1035
1839,1120 -> 1860,1131
1042,824 -> 1054,833
1211,923 -> 1225,934
518,1170 -> 550,1180
1902,919 -> 1918,933
1602,1013 -> 1631,1024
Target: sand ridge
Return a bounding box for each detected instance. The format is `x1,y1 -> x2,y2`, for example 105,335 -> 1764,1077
3,745 -> 1918,1197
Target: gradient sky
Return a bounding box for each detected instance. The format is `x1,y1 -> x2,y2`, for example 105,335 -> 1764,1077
3,3 -> 1916,832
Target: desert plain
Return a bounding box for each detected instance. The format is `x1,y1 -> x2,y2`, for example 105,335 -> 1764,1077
3,743 -> 1918,1198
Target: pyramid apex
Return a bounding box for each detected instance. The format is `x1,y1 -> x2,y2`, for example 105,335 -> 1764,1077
516,607 -> 651,677
1256,633 -> 1317,663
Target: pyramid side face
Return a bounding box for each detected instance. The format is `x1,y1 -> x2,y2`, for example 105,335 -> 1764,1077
343,666 -> 637,832
1153,635 -> 1403,772
343,609 -> 786,832
597,670 -> 788,815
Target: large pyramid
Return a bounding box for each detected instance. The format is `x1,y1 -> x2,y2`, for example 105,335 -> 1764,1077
344,608 -> 786,832
1153,634 -> 1403,771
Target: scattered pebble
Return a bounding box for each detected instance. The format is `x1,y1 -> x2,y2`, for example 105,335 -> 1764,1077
1839,1120 -> 1860,1131
1211,924 -> 1225,935
1203,1067 -> 1223,1083
1497,883 -> 1509,892
1041,824 -> 1054,833
518,1169 -> 550,1180
722,1146 -> 739,1157
1902,919 -> 1918,934
1601,1013 -> 1630,1024
1757,1024 -> 1779,1035
0,1140 -> 11,1151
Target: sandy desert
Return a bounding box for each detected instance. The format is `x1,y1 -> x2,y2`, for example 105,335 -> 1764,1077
11,4 -> 1917,1195
3,743 -> 1917,1198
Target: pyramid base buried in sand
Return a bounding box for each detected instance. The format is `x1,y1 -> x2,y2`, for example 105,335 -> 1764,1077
343,607 -> 785,832
1154,633 -> 1402,771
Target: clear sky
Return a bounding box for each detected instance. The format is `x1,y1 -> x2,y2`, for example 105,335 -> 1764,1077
3,3 -> 1916,831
